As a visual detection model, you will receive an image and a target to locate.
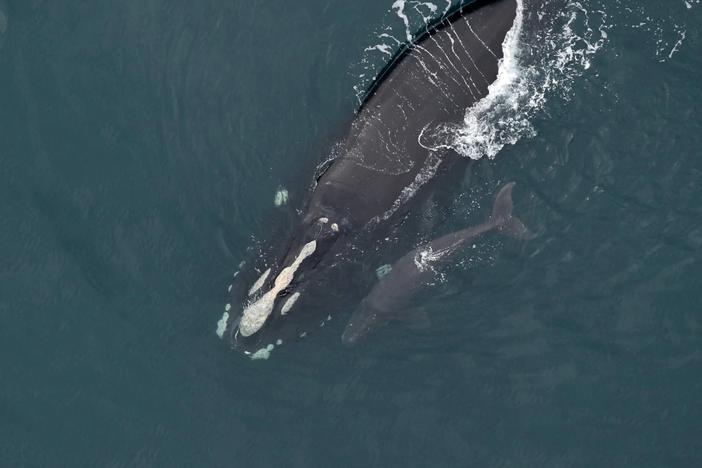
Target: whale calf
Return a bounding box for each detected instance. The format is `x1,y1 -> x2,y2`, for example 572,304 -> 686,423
342,182 -> 534,345
224,0 -> 520,356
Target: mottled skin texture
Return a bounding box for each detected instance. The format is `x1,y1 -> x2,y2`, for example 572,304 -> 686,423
228,0 -> 519,353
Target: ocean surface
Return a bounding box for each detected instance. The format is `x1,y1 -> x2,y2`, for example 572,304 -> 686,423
1,0 -> 701,466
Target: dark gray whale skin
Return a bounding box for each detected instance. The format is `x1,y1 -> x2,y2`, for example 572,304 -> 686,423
227,0 -> 519,354
341,182 -> 534,345
308,0 -> 518,227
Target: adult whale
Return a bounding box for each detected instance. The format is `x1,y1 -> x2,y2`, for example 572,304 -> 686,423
224,0 -> 520,357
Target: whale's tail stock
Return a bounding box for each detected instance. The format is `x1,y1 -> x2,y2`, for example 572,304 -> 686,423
490,182 -> 536,240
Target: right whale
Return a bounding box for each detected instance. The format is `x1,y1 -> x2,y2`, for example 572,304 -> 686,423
226,0 -> 521,355
342,182 -> 535,345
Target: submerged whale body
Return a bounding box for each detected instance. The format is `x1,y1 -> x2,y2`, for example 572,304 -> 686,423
225,0 -> 519,356
341,182 -> 535,345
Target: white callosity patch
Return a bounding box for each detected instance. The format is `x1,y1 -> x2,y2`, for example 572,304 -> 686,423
376,263 -> 393,279
274,187 -> 289,206
216,259 -> 246,338
331,223 -> 339,232
248,268 -> 271,297
238,241 -> 317,337
232,260 -> 246,279
250,344 -> 275,360
280,292 -> 301,315
216,312 -> 229,338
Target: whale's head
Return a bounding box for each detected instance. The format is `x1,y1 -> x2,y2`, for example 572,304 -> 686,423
341,297 -> 385,346
223,215 -> 346,358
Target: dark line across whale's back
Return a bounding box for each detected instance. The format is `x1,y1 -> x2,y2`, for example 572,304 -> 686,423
357,0 -> 503,110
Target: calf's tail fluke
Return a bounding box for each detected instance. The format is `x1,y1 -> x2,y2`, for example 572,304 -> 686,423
490,182 -> 536,240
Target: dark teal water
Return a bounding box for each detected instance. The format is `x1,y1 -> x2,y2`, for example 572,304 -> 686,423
1,0 -> 701,466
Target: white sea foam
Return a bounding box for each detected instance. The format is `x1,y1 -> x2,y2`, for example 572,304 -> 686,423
365,43 -> 394,57
413,242 -> 456,271
422,0 -> 613,160
356,0 -> 611,159
616,0 -> 696,62
411,245 -> 450,284
667,29 -> 686,59
417,0 -> 527,159
353,0 -> 697,167
392,0 -> 413,42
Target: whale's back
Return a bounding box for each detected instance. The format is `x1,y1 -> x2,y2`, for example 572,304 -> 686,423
311,0 -> 519,225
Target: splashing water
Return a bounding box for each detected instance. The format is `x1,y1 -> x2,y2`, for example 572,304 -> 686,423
419,0 -> 609,159
354,0 -> 695,162
605,0 -> 696,62
391,1 -> 414,42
